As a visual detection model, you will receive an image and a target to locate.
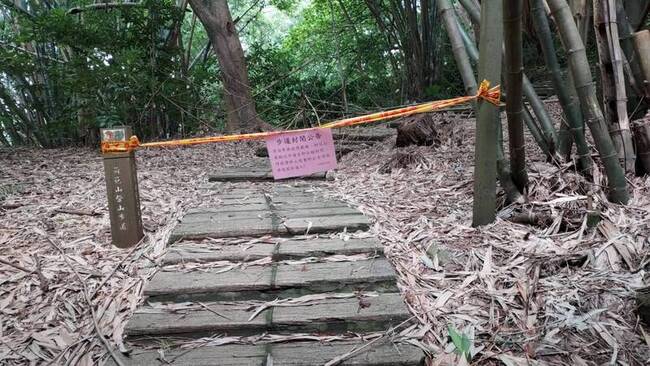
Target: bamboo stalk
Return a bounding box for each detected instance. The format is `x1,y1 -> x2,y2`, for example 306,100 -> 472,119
531,0 -> 592,172
547,0 -> 629,203
605,0 -> 636,173
503,0 -> 527,192
523,107 -> 552,156
593,0 -> 636,173
634,30 -> 650,96
623,0 -> 650,31
570,0 -> 592,44
438,0 -> 477,95
497,121 -> 526,203
443,0 -> 523,202
458,0 -> 558,152
458,0 -> 480,24
615,1 -> 648,98
457,19 -> 552,158
522,75 -> 558,152
456,17 -> 478,61
473,0 -> 503,226
633,31 -> 650,173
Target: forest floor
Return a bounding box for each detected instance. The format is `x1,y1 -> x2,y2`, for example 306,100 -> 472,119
1,101 -> 650,365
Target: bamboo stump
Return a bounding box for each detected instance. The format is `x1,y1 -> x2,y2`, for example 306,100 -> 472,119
395,115 -> 439,147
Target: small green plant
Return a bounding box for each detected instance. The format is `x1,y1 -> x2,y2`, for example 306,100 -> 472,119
448,325 -> 472,362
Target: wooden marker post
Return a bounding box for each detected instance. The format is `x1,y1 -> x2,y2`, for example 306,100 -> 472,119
101,126 -> 144,248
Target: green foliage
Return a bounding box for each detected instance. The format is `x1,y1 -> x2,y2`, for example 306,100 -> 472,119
0,0 -> 475,146
448,325 -> 472,361
0,0 -> 212,146
246,0 -> 408,128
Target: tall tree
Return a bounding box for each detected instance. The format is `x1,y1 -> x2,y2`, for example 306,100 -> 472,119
547,0 -> 629,204
473,0 -> 503,226
188,0 -> 267,132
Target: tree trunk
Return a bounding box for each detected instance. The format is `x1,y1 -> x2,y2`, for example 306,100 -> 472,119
188,0 -> 267,133
504,0 -> 527,192
531,0 -> 592,172
222,88 -> 239,133
548,0 -> 629,204
593,0 -> 636,173
473,0 -> 503,226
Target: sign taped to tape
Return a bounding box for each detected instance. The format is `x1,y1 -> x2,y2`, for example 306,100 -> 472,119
265,128 -> 337,179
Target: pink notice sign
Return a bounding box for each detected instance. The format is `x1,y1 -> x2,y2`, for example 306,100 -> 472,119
266,128 -> 337,180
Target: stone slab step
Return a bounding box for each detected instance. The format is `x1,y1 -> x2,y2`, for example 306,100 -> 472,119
209,167 -> 326,182
164,238 -> 384,264
170,191 -> 369,242
126,293 -> 408,337
332,127 -> 396,141
108,340 -> 425,366
145,259 -> 397,302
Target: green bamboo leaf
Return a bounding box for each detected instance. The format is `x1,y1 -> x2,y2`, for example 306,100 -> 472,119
448,325 -> 471,360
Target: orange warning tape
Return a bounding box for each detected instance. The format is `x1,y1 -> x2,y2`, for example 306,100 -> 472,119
101,80 -> 500,153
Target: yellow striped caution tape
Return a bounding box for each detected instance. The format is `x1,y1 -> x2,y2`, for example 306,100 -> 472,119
101,80 -> 500,154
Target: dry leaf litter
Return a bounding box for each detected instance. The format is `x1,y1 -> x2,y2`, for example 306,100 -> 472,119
1,102 -> 649,365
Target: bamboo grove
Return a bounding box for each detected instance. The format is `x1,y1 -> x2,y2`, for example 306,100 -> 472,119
455,0 -> 650,225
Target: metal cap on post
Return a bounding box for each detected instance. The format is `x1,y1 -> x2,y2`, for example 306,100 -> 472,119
101,126 -> 144,248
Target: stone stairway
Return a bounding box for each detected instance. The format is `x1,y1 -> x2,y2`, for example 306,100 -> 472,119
111,185 -> 424,365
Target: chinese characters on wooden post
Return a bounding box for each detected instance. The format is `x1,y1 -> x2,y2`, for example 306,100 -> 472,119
101,126 -> 144,248
265,128 -> 337,179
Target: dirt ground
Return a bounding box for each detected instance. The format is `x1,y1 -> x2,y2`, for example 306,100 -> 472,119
1,105 -> 649,365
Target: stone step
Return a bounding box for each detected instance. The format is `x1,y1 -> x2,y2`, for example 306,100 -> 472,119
144,258 -> 398,302
209,167 -> 326,182
332,127 -> 396,141
126,292 -> 408,338
108,340 -> 425,366
164,238 -> 384,264
169,190 -> 369,242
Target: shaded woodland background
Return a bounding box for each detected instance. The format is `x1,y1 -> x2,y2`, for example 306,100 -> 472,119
4,0 -> 642,147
